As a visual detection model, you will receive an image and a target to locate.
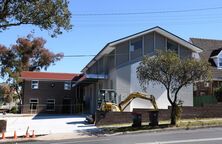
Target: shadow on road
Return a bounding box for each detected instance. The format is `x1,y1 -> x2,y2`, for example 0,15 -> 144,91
76,128 -> 105,137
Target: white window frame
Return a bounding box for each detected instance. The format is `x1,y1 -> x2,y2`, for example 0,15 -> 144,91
31,80 -> 39,89
46,99 -> 55,111
64,81 -> 71,90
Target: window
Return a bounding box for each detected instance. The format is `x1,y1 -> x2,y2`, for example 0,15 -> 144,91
130,37 -> 143,60
167,40 -> 178,53
116,42 -> 129,66
219,58 -> 222,67
46,99 -> 55,111
204,82 -> 209,88
64,81 -> 71,90
29,99 -> 38,110
144,33 -> 154,54
31,80 -> 39,89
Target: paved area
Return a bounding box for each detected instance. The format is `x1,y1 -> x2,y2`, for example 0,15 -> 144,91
0,114 -> 98,138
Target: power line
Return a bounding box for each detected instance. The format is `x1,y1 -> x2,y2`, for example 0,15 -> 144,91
63,53 -> 130,58
73,6 -> 222,16
64,55 -> 96,57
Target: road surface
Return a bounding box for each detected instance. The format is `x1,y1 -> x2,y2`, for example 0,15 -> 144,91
17,127 -> 222,144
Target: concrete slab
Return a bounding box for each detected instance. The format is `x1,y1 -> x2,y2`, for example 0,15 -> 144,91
0,114 -> 98,138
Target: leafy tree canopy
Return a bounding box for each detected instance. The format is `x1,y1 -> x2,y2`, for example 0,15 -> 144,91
0,34 -> 63,81
0,34 -> 63,102
0,84 -> 14,104
137,51 -> 211,125
0,0 -> 72,37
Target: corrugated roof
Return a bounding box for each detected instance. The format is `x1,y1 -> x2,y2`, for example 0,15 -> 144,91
190,38 -> 222,79
20,71 -> 80,81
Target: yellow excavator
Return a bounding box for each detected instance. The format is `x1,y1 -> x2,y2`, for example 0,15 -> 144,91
99,90 -> 158,112
86,90 -> 158,124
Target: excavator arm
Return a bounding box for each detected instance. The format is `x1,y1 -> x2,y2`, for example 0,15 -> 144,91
118,92 -> 158,112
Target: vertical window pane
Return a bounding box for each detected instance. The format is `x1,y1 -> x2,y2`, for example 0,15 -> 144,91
219,58 -> 222,67
167,40 -> 178,53
130,37 -> 142,60
155,33 -> 166,51
144,32 -> 154,54
116,42 -> 129,66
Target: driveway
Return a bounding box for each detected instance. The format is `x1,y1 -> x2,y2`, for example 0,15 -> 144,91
1,114 -> 98,138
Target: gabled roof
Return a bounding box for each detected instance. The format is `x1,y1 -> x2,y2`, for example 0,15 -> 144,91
82,26 -> 202,72
190,38 -> 222,59
190,38 -> 222,79
20,71 -> 80,81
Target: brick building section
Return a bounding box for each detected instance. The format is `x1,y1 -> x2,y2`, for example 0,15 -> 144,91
95,103 -> 222,126
20,71 -> 83,114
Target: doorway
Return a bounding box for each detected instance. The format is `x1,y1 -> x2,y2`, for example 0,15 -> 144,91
62,98 -> 72,114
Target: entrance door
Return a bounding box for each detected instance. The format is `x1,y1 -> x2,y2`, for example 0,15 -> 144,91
62,98 -> 72,114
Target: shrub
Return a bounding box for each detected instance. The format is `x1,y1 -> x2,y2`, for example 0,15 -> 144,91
214,87 -> 222,102
10,106 -> 18,114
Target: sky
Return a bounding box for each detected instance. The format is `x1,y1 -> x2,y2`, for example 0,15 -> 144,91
1,0 -> 222,74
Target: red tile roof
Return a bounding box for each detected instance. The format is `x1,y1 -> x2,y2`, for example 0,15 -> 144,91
20,71 -> 80,81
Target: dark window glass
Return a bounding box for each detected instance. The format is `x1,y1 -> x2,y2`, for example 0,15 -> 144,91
167,40 -> 178,53
46,99 -> 55,111
29,99 -> 38,110
130,37 -> 143,60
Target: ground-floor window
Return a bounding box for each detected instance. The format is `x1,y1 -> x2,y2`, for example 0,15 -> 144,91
29,99 -> 38,110
46,99 -> 55,111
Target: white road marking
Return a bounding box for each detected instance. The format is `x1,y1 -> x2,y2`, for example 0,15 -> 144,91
137,137 -> 222,144
51,138 -> 110,144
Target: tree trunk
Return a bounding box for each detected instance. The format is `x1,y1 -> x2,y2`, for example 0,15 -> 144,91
170,103 -> 176,125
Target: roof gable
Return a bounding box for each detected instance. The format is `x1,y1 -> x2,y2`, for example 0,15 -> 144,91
190,38 -> 222,62
191,38 -> 222,79
82,26 -> 202,72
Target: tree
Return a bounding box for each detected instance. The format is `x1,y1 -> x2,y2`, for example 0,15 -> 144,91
0,34 -> 63,103
137,51 -> 211,125
0,0 -> 72,37
0,84 -> 14,104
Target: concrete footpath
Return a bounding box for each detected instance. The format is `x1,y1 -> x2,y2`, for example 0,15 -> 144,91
0,114 -> 99,140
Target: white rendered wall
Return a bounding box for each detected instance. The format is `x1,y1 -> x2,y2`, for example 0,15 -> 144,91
129,62 -> 193,111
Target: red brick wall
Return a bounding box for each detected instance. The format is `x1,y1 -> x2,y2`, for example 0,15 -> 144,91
21,80 -> 80,114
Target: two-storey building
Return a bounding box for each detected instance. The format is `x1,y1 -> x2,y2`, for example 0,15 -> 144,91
20,71 -> 83,114
76,26 -> 202,114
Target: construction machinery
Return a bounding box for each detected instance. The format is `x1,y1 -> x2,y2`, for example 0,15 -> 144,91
86,89 -> 158,124
98,90 -> 158,112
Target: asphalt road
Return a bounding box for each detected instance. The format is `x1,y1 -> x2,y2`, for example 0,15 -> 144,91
18,127 -> 222,144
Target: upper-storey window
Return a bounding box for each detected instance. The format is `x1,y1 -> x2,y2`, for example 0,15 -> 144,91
180,45 -> 192,60
31,80 -> 39,89
116,42 -> 129,66
155,33 -> 165,51
167,39 -> 178,54
144,32 -> 154,54
130,37 -> 143,60
64,81 -> 71,90
219,57 -> 222,67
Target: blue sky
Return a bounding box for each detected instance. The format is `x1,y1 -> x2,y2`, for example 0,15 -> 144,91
1,0 -> 222,74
